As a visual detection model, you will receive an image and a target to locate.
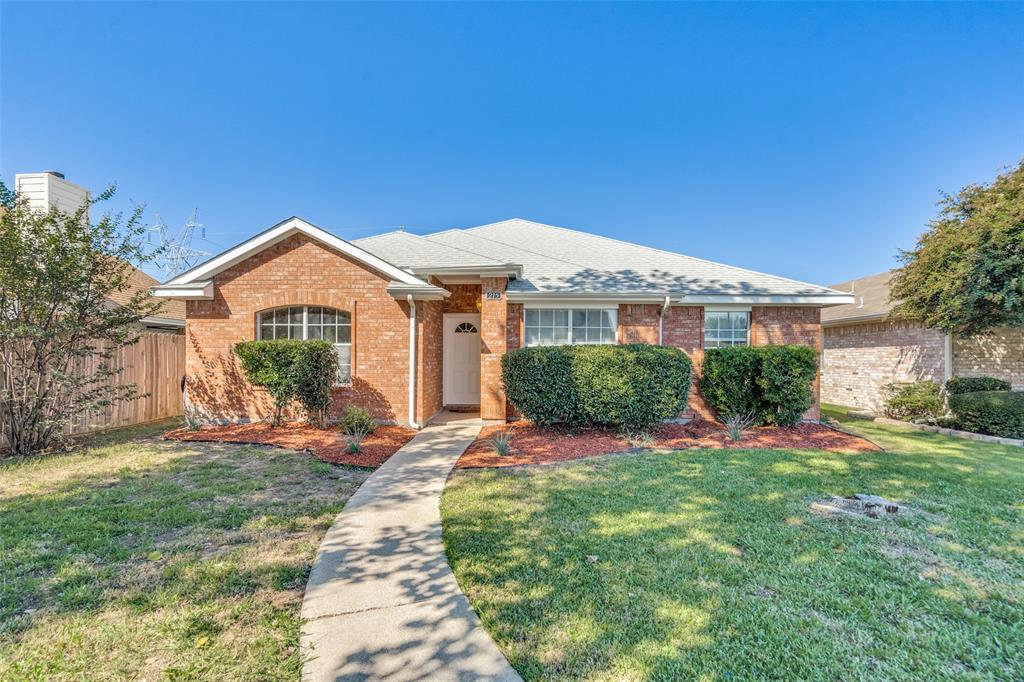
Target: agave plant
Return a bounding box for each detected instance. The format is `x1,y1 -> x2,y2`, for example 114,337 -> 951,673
723,412 -> 756,442
489,431 -> 513,456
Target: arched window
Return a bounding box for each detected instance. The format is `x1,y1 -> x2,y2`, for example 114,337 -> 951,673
257,306 -> 352,384
455,322 -> 478,334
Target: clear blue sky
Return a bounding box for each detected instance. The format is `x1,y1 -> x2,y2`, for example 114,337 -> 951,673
2,2 -> 1022,285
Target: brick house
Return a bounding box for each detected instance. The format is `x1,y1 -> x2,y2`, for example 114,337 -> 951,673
154,217 -> 852,427
821,270 -> 1024,412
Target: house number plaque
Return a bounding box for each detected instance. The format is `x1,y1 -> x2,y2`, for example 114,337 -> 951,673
485,291 -> 503,300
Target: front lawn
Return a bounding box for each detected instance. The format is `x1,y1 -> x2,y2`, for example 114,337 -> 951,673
0,420 -> 368,680
441,410 -> 1024,679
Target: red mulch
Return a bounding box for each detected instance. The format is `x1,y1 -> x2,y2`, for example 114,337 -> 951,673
165,422 -> 417,468
456,419 -> 879,469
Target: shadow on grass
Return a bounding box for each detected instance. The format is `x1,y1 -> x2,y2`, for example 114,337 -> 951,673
442,438 -> 1024,679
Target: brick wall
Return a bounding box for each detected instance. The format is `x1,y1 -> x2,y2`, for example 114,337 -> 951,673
751,306 -> 822,420
416,299 -> 444,424
479,277 -> 508,420
443,284 -> 481,314
185,233 -> 413,424
661,306 -> 711,418
821,320 -> 945,412
952,326 -> 1024,390
618,304 -> 661,344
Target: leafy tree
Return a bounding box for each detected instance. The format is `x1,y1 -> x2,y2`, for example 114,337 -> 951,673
890,160 -> 1024,335
0,182 -> 162,456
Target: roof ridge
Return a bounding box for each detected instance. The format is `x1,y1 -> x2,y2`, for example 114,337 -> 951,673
438,224 -> 600,271
358,229 -> 507,266
469,218 -> 843,294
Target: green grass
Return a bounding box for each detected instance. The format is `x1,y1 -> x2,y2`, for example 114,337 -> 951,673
442,411 -> 1024,680
0,420 -> 368,681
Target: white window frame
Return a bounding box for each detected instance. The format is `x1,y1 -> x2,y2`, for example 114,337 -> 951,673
523,307 -> 618,347
703,309 -> 751,349
256,305 -> 352,386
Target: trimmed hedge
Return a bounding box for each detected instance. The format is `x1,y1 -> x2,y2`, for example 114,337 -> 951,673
502,344 -> 692,430
233,339 -> 337,427
945,376 -> 1011,395
947,390 -> 1024,439
883,380 -> 943,421
701,345 -> 818,427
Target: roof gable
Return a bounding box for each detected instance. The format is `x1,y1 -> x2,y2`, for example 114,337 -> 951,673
161,217 -> 428,288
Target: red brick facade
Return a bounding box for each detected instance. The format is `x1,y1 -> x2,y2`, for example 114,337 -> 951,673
181,236 -> 825,426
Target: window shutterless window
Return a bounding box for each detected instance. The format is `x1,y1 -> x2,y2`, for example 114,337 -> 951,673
256,306 -> 352,384
704,311 -> 749,348
523,308 -> 617,347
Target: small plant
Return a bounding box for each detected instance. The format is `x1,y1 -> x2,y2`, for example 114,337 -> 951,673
345,423 -> 372,454
183,409 -> 204,432
339,405 -> 377,437
883,381 -> 943,421
723,412 -> 756,441
623,428 -> 654,448
489,431 -> 513,456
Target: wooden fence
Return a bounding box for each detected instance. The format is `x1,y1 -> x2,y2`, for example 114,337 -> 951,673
65,331 -> 186,434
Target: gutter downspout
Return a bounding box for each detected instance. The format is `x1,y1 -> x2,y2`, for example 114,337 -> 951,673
407,294 -> 418,429
943,332 -> 953,382
658,296 -> 671,345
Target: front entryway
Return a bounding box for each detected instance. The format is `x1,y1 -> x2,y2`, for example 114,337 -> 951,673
443,313 -> 481,407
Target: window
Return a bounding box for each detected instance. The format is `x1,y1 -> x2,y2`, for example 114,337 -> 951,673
704,311 -> 749,348
524,308 -> 616,347
257,306 -> 352,384
455,322 -> 478,334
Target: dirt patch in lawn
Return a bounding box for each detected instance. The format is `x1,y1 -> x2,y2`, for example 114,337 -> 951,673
165,422 -> 416,468
457,419 -> 880,468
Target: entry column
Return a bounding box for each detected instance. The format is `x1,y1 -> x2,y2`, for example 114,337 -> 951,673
479,277 -> 508,421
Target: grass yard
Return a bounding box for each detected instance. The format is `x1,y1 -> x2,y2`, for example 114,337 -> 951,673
441,407 -> 1024,680
0,420 -> 368,681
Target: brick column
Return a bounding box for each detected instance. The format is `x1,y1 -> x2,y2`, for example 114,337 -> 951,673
480,277 -> 508,420
662,305 -> 711,419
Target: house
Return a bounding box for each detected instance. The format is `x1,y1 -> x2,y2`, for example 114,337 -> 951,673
821,270 -> 1024,412
153,217 -> 853,427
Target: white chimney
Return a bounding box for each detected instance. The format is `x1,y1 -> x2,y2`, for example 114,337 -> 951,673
14,171 -> 90,218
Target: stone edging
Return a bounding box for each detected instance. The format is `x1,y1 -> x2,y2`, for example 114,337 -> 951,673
865,416 -> 1024,448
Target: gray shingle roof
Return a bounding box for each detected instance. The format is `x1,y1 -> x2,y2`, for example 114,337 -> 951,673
352,230 -> 505,270
423,219 -> 844,297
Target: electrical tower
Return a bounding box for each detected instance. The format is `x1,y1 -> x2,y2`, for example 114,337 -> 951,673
147,208 -> 211,278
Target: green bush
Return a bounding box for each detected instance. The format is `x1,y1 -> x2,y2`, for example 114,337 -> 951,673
700,345 -> 818,427
233,339 -> 337,427
339,405 -> 377,436
502,344 -> 692,430
233,340 -> 304,426
883,381 -> 944,421
948,390 -> 1024,439
945,376 -> 1012,395
293,341 -> 338,428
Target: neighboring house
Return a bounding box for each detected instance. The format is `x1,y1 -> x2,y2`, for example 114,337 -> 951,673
821,270 -> 1024,412
153,217 -> 853,427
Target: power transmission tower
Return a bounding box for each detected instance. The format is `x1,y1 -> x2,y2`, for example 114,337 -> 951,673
148,208 -> 211,277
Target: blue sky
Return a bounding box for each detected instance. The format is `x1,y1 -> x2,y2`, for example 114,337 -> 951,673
2,2 -> 1022,285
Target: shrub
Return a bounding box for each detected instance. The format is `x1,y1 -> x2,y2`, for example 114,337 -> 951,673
947,390 -> 1024,439
883,381 -> 944,421
339,405 -> 377,436
700,345 -> 818,427
292,341 -> 338,428
233,340 -> 304,426
945,376 -> 1011,395
502,344 -> 692,430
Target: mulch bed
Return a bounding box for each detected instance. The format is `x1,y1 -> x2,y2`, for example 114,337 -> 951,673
165,422 -> 417,468
456,419 -> 880,469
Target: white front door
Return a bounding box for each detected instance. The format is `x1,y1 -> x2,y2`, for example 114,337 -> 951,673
443,313 -> 481,406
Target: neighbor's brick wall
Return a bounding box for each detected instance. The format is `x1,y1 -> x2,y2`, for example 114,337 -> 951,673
952,326 -> 1024,390
618,304 -> 661,344
751,306 -> 822,420
185,233 -> 412,424
479,277 -> 508,420
821,320 -> 945,412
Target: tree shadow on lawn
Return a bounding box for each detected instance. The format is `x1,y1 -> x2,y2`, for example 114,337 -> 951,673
442,443 -> 1024,680
0,439 -> 368,679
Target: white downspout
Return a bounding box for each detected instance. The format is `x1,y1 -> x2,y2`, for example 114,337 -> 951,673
407,294 -> 418,429
659,296 -> 671,345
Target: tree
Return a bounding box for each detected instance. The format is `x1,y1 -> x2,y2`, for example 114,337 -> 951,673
890,160 -> 1024,336
0,182 -> 163,456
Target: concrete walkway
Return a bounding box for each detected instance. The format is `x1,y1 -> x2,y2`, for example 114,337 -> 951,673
300,420 -> 521,681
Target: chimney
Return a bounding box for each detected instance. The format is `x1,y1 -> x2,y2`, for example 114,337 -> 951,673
14,171 -> 90,218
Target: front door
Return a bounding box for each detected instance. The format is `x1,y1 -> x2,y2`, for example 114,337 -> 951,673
443,313 -> 481,406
